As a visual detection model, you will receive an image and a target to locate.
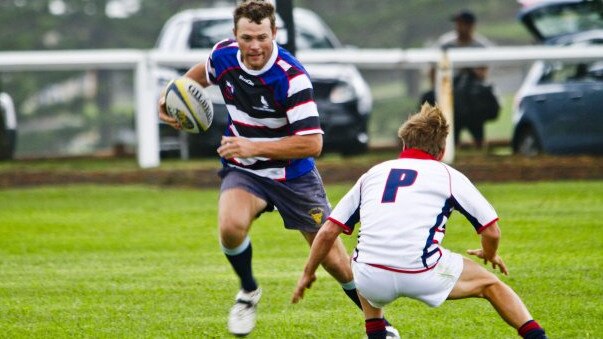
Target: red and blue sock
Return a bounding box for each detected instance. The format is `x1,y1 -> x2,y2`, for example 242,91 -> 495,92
518,320 -> 547,339
365,318 -> 387,339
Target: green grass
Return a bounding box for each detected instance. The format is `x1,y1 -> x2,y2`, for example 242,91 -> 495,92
0,182 -> 601,338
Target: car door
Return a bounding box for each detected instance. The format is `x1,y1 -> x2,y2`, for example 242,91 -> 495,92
527,61 -> 582,153
570,61 -> 603,153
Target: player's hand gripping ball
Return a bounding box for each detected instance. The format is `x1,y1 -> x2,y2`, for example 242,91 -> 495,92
164,77 -> 213,133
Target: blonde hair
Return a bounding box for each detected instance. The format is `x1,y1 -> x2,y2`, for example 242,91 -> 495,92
398,103 -> 449,157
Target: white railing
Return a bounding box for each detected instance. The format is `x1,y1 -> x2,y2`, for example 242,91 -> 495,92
1,45 -> 603,167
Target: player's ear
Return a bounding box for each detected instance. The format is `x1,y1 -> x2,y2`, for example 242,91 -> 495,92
436,148 -> 446,161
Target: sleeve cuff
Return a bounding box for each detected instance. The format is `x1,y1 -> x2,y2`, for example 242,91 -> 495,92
477,217 -> 499,234
327,217 -> 352,235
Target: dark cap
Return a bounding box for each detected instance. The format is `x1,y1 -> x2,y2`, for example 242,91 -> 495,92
451,10 -> 476,24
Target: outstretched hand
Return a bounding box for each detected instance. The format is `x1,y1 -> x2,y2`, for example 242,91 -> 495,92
291,273 -> 317,304
467,249 -> 509,275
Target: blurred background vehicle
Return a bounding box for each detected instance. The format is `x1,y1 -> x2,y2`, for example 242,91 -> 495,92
154,6 -> 373,158
0,92 -> 17,160
512,0 -> 603,155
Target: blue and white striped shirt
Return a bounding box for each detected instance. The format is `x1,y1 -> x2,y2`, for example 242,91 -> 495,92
206,39 -> 323,181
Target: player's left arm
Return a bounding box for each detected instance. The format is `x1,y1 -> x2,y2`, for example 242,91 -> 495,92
217,133 -> 322,159
467,222 -> 508,275
292,219 -> 343,303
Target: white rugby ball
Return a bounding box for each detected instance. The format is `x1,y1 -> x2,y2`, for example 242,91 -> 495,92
164,77 -> 213,133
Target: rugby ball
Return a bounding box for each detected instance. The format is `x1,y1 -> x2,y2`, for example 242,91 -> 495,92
164,77 -> 213,133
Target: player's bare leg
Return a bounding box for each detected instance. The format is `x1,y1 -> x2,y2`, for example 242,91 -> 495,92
357,292 -> 389,339
301,231 -> 352,283
301,231 -> 400,338
448,258 -> 546,338
219,188 -> 267,336
219,188 -> 266,248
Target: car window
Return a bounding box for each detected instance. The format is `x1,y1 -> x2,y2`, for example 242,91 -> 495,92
539,61 -> 580,84
189,19 -> 233,49
296,27 -> 336,49
528,1 -> 603,40
588,61 -> 603,81
539,60 -> 603,84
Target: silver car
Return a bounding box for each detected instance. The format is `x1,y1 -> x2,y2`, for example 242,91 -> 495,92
513,0 -> 603,155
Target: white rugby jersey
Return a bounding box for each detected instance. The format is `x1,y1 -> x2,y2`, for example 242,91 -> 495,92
206,39 -> 322,181
328,148 -> 498,272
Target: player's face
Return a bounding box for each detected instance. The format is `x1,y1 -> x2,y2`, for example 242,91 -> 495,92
234,17 -> 276,70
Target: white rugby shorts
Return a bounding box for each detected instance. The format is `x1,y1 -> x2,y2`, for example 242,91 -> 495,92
351,248 -> 464,308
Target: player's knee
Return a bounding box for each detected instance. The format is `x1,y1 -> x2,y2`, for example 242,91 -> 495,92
481,277 -> 505,299
219,216 -> 250,245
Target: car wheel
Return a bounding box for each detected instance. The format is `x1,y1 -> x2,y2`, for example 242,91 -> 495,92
515,126 -> 542,156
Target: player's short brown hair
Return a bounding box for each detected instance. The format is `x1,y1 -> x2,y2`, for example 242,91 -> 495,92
398,103 -> 449,157
234,0 -> 276,31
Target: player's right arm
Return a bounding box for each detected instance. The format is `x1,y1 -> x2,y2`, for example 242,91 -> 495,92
291,220 -> 343,303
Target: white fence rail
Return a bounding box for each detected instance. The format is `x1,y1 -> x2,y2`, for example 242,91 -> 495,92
1,45 -> 603,167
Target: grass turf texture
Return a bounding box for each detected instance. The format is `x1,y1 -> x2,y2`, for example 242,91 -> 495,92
0,182 -> 601,338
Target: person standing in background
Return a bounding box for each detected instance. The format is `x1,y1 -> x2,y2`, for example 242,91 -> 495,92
421,10 -> 498,149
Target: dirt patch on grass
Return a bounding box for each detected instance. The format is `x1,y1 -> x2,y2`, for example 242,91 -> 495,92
1,154 -> 602,189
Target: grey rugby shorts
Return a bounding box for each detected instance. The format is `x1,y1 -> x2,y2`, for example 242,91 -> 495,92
219,166 -> 331,233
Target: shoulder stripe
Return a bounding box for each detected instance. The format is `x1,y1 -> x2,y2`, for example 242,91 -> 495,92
276,59 -> 292,72
214,38 -> 237,51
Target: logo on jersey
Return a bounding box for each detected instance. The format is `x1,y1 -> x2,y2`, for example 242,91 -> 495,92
223,81 -> 234,100
239,75 -> 254,86
253,95 -> 275,112
308,207 -> 324,227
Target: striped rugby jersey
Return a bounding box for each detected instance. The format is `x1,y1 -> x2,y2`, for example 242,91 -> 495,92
206,39 -> 323,181
328,148 -> 498,272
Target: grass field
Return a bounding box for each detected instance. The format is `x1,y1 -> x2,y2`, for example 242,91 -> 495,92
1,181 -> 602,338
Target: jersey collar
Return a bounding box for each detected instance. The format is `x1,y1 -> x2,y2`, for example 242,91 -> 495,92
237,40 -> 278,76
399,148 -> 437,160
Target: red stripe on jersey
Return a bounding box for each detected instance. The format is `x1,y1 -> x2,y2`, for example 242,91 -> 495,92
216,66 -> 241,82
477,218 -> 499,234
232,119 -> 288,131
363,248 -> 442,273
295,127 -> 323,135
365,261 -> 438,274
327,217 -> 353,235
